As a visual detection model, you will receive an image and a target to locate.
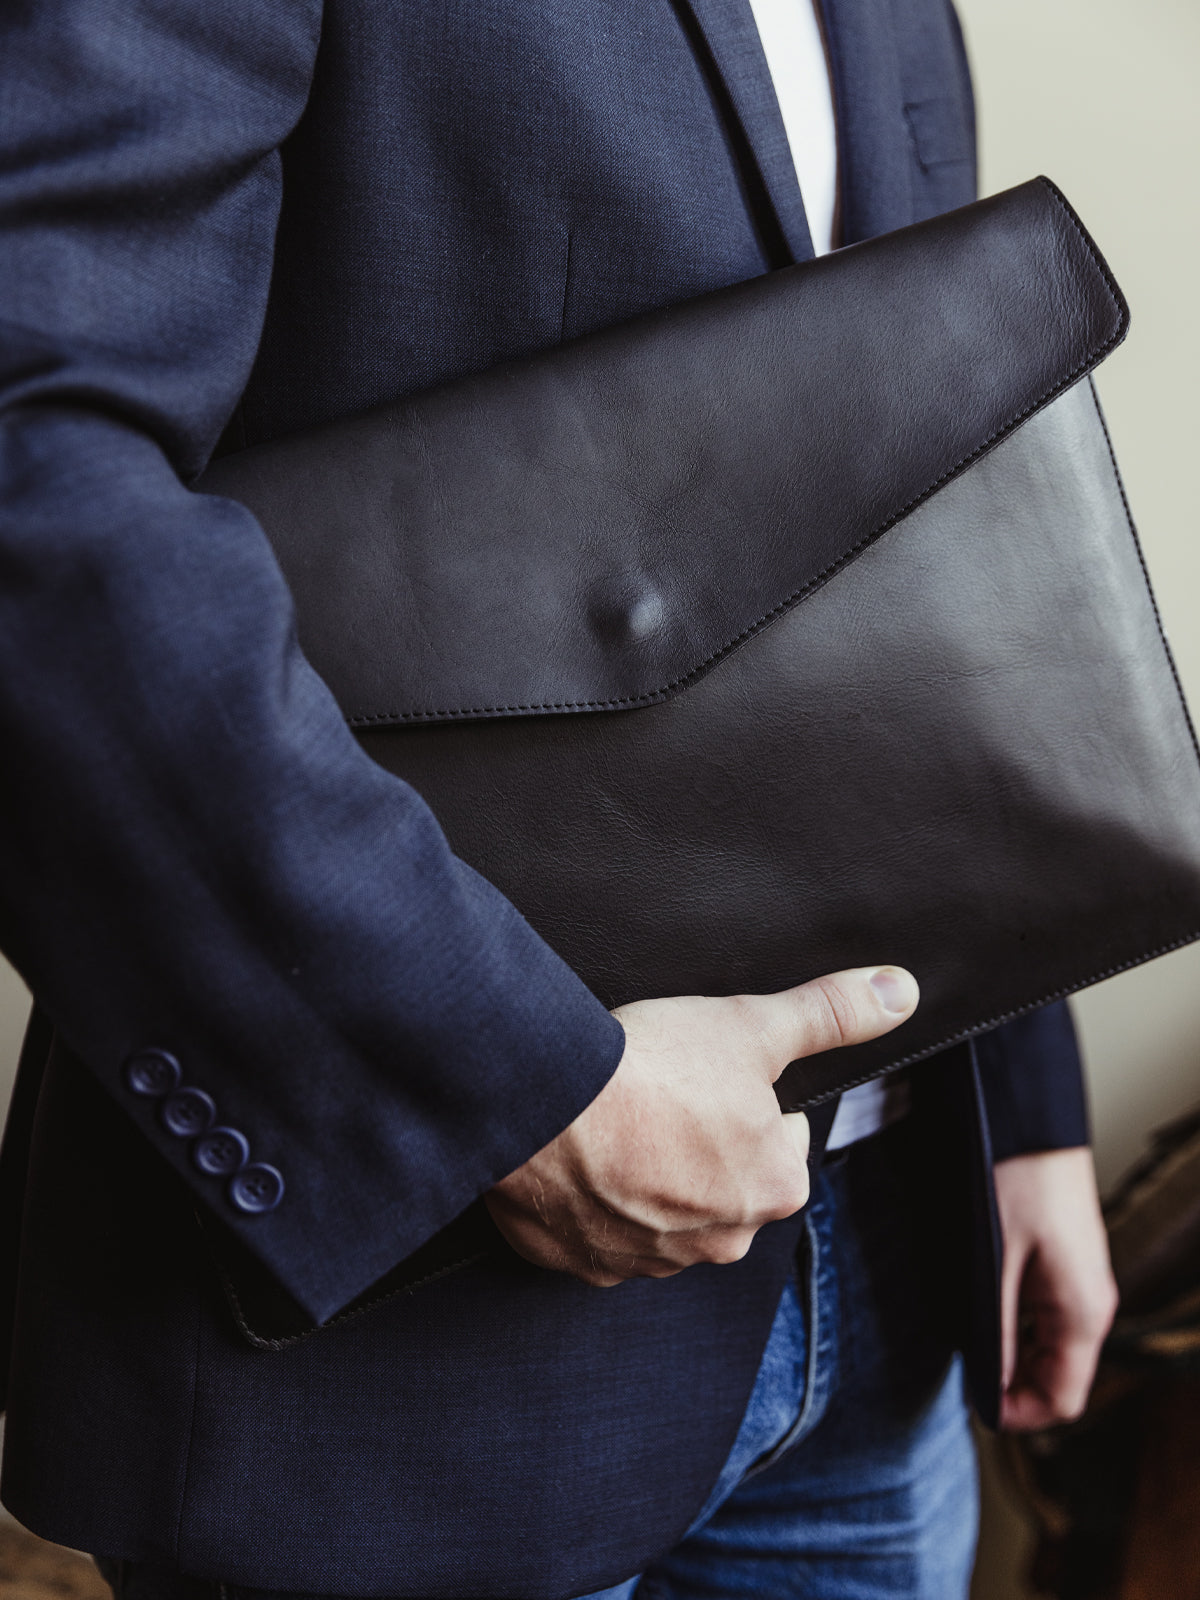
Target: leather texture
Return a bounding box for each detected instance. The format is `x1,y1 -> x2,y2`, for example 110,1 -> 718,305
198,179 -> 1124,724
198,178 -> 1200,1111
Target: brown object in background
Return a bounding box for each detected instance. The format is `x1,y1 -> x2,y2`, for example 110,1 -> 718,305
1119,1374 -> 1200,1600
1001,1104 -> 1200,1598
0,1520 -> 109,1599
1106,1108 -> 1200,1315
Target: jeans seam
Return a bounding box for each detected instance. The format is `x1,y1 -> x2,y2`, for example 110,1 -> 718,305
742,1212 -> 822,1479
792,1208 -> 824,1441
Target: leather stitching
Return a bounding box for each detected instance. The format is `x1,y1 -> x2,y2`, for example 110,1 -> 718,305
784,926 -> 1200,1113
218,1249 -> 491,1351
1087,376 -> 1200,775
347,178 -> 1128,728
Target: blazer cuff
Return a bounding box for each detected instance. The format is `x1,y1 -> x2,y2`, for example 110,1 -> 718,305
974,1000 -> 1090,1162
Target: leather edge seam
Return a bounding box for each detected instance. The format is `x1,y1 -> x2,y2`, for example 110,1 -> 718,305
1086,375 -> 1200,778
781,927 -> 1200,1112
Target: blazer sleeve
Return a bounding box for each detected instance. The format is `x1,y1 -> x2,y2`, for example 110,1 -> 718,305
974,1002 -> 1091,1162
0,0 -> 624,1324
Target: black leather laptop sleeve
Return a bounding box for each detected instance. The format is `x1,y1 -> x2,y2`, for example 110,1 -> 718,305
197,177 -> 1200,1111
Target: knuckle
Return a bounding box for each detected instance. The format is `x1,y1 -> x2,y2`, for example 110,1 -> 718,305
806,978 -> 859,1050
1098,1281 -> 1120,1327
728,993 -> 775,1054
724,991 -> 758,1025
697,1229 -> 755,1266
761,1164 -> 810,1221
647,1235 -> 697,1271
1085,1308 -> 1114,1342
763,1182 -> 808,1223
727,992 -> 762,1027
583,1269 -> 626,1288
1054,1392 -> 1089,1424
1077,1287 -> 1118,1340
574,1252 -> 626,1288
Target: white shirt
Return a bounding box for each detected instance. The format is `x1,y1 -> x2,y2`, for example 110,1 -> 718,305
746,0 -> 839,256
747,0 -> 909,1150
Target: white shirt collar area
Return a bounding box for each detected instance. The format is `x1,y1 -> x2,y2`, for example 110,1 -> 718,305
745,0 -> 839,256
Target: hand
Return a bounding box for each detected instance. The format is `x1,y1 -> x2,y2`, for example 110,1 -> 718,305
486,965 -> 919,1286
995,1146 -> 1118,1431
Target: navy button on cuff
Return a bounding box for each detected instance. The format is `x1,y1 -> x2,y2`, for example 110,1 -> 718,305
228,1163 -> 285,1215
192,1126 -> 250,1177
124,1050 -> 182,1098
160,1087 -> 217,1138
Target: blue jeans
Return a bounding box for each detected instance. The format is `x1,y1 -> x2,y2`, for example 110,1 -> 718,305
98,1120 -> 978,1600
586,1127 -> 979,1600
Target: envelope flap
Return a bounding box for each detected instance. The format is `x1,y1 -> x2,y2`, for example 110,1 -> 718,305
197,178 -> 1127,727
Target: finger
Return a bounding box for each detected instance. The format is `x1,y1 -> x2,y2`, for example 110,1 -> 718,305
484,1193 -> 575,1274
503,1225 -> 632,1288
774,1112 -> 812,1215
485,1192 -> 630,1281
999,1241 -> 1027,1397
1000,1340 -> 1097,1432
574,1265 -> 630,1288
783,1110 -> 811,1168
721,1115 -> 811,1230
748,966 -> 920,1077
1032,1331 -> 1101,1423
572,1245 -> 692,1286
999,1383 -> 1060,1433
487,1192 -> 690,1287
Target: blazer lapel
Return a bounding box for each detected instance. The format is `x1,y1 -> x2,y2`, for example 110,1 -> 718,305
677,0 -> 816,265
819,0 -> 915,242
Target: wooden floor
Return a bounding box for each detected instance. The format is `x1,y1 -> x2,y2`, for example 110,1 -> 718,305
0,1522 -> 109,1600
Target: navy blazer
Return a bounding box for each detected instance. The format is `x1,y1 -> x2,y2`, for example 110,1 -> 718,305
0,0 -> 1088,1593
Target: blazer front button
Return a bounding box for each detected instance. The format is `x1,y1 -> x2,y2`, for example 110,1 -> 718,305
228,1164 -> 285,1215
192,1127 -> 250,1177
123,1049 -> 182,1098
160,1087 -> 217,1138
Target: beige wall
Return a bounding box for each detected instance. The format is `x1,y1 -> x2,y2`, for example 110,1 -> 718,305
0,966 -> 27,1111
953,0 -> 1200,1195
957,2 -> 1200,1595
0,0 -> 1196,1590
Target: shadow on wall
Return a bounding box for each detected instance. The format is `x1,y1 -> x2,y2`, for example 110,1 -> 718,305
0,967 -> 27,1118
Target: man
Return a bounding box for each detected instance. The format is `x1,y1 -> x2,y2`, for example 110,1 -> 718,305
0,1 -> 1116,1596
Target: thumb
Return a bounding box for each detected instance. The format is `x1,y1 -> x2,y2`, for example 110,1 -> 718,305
749,966 -> 920,1079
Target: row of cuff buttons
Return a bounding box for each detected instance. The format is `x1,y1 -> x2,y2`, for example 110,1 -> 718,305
123,1049 -> 284,1215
